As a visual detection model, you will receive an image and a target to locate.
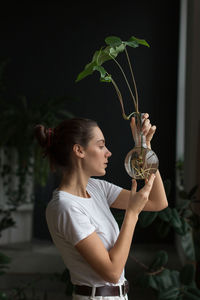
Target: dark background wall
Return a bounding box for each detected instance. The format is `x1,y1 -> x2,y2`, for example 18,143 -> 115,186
0,1 -> 180,242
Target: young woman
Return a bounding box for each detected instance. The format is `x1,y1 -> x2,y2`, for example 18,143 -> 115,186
35,114 -> 168,300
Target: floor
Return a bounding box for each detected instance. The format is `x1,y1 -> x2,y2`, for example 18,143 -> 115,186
0,239 -> 182,300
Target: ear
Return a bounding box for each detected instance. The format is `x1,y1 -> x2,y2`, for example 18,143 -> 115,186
73,144 -> 85,158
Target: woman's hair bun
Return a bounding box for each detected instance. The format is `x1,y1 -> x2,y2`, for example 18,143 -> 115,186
34,124 -> 48,148
34,118 -> 98,171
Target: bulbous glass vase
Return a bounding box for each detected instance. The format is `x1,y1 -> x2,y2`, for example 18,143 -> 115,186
124,113 -> 159,179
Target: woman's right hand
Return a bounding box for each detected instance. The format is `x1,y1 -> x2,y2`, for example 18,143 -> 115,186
127,174 -> 156,216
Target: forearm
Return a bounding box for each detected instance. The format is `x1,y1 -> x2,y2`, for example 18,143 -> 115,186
148,169 -> 168,210
108,210 -> 138,281
146,142 -> 168,210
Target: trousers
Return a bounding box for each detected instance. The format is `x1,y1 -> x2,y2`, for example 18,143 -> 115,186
73,294 -> 128,300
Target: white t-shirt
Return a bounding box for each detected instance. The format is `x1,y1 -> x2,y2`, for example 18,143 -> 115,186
46,178 -> 126,287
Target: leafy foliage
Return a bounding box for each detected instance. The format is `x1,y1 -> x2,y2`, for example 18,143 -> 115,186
0,252 -> 11,276
136,251 -> 200,300
0,208 -> 16,236
134,161 -> 200,298
76,35 -> 150,118
76,35 -> 149,83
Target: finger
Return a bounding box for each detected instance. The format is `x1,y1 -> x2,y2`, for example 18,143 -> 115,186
146,125 -> 156,139
131,179 -> 137,193
130,117 -> 136,140
130,116 -> 135,128
143,118 -> 150,124
142,123 -> 151,135
142,174 -> 156,192
142,113 -> 149,120
142,118 -> 150,129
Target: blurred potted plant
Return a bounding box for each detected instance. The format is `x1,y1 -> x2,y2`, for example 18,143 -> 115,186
0,60 -> 75,244
131,162 -> 200,298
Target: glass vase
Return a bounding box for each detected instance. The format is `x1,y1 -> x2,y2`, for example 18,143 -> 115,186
124,112 -> 159,179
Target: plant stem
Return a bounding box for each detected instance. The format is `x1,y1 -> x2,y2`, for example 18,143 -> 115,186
130,254 -> 165,275
109,54 -> 138,113
124,47 -> 139,113
110,77 -> 128,120
129,253 -> 149,270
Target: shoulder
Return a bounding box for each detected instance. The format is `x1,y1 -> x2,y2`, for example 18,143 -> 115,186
46,190 -> 81,217
88,178 -> 122,207
88,178 -> 121,192
87,178 -> 113,194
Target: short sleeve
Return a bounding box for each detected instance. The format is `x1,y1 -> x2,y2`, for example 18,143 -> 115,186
93,179 -> 122,207
58,205 -> 96,246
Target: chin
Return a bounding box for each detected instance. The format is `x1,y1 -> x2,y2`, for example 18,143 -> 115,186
92,169 -> 106,177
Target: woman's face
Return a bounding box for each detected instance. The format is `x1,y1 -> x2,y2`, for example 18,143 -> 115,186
82,126 -> 112,176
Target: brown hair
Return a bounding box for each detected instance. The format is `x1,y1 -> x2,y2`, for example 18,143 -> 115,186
34,118 -> 98,172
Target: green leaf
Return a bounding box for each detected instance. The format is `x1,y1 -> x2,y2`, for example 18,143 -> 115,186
186,287 -> 200,297
76,34 -> 150,83
0,291 -> 8,300
76,48 -> 111,82
128,36 -> 150,47
95,47 -> 114,65
76,61 -> 97,82
170,208 -> 182,229
180,230 -> 195,260
109,44 -> 126,57
158,287 -> 179,300
149,251 -> 168,271
0,252 -> 11,265
158,207 -> 172,223
100,75 -> 112,82
148,274 -> 159,290
182,290 -> 200,300
157,220 -> 171,238
182,209 -> 193,218
138,211 -> 158,227
124,40 -> 139,48
93,65 -> 107,79
170,270 -> 180,287
154,269 -> 174,291
174,218 -> 190,235
180,264 -> 195,285
105,36 -> 122,47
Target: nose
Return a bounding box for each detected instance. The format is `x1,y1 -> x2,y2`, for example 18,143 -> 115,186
106,148 -> 112,157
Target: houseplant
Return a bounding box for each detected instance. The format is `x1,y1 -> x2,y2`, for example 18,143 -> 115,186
0,59 -> 76,298
0,60 -> 75,244
132,162 -> 200,299
76,35 -> 159,179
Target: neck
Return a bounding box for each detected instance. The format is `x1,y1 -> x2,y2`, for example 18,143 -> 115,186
58,170 -> 90,198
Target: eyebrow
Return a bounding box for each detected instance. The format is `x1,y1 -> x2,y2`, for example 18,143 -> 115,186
96,139 -> 105,143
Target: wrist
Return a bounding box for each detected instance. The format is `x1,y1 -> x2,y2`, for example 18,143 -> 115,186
125,209 -> 139,222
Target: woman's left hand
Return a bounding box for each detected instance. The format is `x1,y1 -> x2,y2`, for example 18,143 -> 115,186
130,113 -> 156,149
